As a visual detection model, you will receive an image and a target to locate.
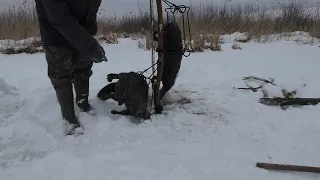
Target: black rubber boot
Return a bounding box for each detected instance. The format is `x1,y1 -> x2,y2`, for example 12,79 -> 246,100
74,79 -> 96,115
53,81 -> 83,135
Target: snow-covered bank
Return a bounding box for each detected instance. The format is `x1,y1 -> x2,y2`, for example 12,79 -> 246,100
0,38 -> 319,180
220,31 -> 320,45
1,31 -> 320,55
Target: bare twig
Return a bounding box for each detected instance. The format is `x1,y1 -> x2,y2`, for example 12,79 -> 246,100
257,162 -> 320,174
234,86 -> 262,92
243,76 -> 277,86
234,81 -> 263,92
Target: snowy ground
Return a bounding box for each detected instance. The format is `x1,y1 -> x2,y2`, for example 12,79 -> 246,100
0,37 -> 320,180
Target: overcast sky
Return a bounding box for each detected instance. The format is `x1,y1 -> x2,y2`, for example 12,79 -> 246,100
1,0 -> 319,15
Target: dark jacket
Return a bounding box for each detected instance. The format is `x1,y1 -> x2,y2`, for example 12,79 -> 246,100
35,0 -> 102,56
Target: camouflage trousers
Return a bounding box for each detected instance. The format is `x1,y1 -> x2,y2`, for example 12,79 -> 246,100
43,45 -> 93,87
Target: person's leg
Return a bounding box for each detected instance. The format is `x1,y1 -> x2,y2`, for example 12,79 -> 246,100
72,54 -> 95,114
44,45 -> 81,135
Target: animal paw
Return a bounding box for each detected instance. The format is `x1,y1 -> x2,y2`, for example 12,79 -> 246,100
155,105 -> 163,114
107,73 -> 118,82
107,75 -> 113,82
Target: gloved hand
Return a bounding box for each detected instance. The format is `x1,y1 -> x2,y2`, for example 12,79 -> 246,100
88,43 -> 108,63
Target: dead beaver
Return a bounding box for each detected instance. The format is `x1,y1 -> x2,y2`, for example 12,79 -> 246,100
152,21 -> 183,110
97,71 -> 151,119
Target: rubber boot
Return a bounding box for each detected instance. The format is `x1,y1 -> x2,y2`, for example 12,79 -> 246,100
53,82 -> 83,135
74,79 -> 96,116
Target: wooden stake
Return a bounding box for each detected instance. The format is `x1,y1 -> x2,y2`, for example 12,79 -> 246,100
154,0 -> 164,114
149,0 -> 155,110
256,162 -> 320,174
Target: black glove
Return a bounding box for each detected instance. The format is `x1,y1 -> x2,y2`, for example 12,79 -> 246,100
88,43 -> 108,63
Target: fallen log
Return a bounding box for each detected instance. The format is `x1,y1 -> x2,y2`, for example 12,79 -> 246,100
256,162 -> 320,174
259,97 -> 320,107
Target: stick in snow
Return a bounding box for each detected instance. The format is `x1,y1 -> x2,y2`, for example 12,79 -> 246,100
234,82 -> 263,92
256,162 -> 320,174
153,0 -> 165,114
234,85 -> 262,92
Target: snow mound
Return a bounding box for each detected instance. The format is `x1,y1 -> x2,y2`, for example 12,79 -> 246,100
0,77 -> 20,126
220,31 -> 320,45
0,37 -> 43,55
0,95 -> 20,123
221,32 -> 250,44
252,31 -> 320,45
0,37 -> 41,51
0,77 -> 18,95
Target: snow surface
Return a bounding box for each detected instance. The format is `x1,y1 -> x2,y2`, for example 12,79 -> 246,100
1,36 -> 320,180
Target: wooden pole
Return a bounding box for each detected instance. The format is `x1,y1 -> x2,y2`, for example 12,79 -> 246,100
150,0 -> 155,81
149,0 -> 155,110
256,162 -> 320,174
154,0 -> 164,114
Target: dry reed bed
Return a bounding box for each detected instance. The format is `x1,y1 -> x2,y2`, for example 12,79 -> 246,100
0,0 -> 319,53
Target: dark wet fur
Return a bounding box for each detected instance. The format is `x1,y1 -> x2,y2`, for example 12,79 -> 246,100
97,72 -> 151,119
153,21 -> 183,99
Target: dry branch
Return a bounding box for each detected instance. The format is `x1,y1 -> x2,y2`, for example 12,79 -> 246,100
256,162 -> 320,174
243,76 -> 276,86
234,85 -> 262,92
234,75 -> 320,109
